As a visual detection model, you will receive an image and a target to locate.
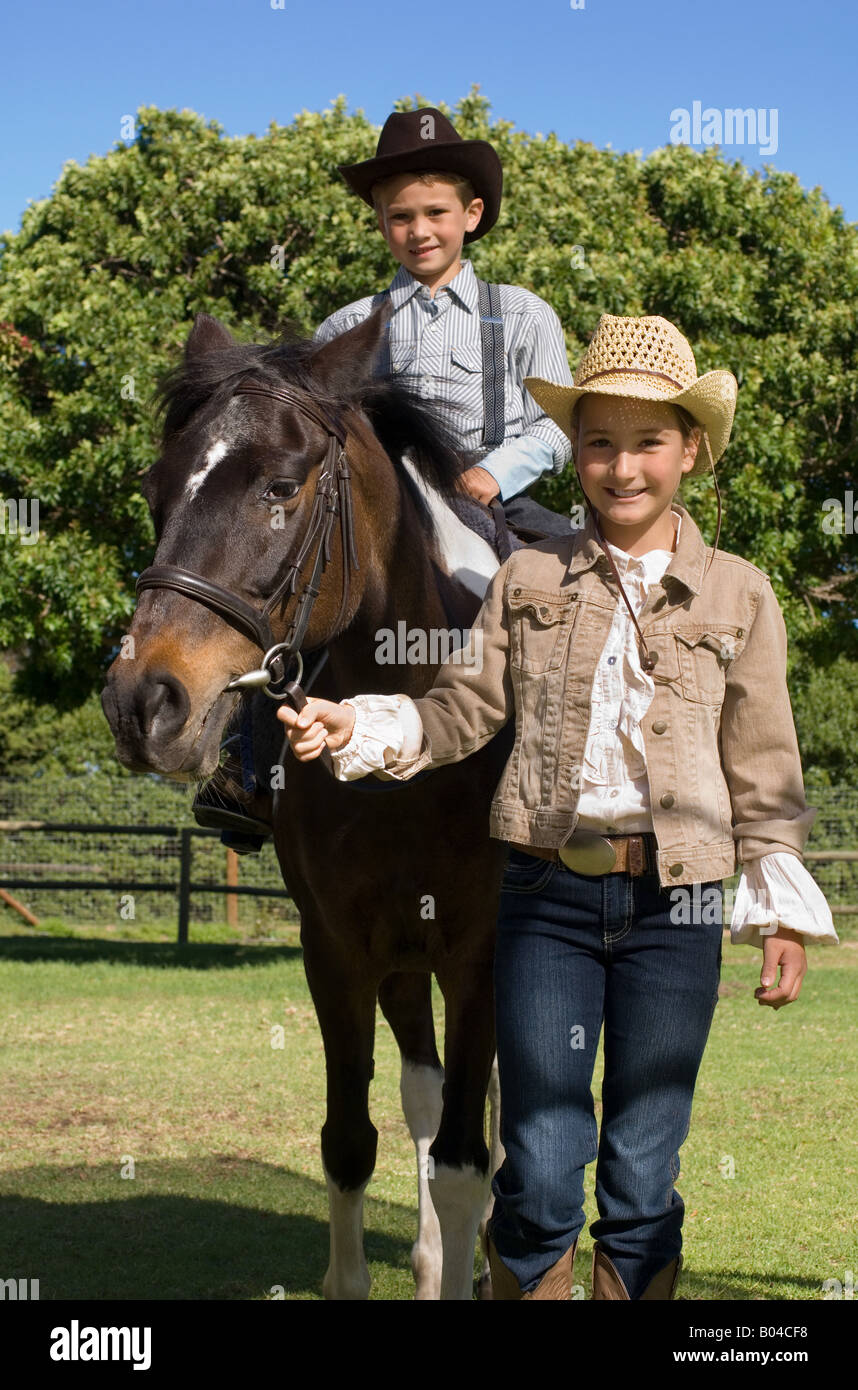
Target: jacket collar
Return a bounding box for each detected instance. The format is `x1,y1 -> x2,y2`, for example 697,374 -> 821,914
565,501 -> 709,595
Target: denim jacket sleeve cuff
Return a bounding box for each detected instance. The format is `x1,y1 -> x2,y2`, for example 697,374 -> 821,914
734,807 -> 817,864
730,851 -> 839,950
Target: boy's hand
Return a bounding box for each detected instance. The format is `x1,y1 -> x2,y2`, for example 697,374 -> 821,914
458,465 -> 500,505
276,698 -> 356,760
755,925 -> 807,1008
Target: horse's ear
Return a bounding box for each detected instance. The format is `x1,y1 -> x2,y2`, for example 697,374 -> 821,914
310,300 -> 393,396
184,313 -> 236,361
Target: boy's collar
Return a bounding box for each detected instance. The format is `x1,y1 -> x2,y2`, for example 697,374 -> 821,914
388,258 -> 479,312
566,502 -> 709,594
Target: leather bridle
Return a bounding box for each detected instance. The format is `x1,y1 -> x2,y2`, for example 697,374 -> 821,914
135,380 -> 359,704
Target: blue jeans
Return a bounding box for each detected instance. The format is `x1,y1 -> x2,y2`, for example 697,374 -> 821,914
489,848 -> 723,1298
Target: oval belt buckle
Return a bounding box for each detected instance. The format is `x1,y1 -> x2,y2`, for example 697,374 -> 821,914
558,830 -> 617,876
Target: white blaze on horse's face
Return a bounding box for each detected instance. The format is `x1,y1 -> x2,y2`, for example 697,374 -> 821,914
400,457 -> 499,599
185,437 -> 230,501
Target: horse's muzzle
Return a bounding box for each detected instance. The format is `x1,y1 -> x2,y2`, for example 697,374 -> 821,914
101,664 -> 231,778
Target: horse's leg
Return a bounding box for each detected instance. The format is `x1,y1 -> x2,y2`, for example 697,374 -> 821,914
302,931 -> 379,1301
428,961 -> 497,1301
476,1053 -> 505,1300
378,971 -> 444,1300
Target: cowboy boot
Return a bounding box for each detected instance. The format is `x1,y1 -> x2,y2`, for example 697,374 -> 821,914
591,1241 -> 683,1300
487,1232 -> 578,1300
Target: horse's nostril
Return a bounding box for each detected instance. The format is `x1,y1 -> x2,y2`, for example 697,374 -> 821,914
100,684 -> 118,730
140,671 -> 190,743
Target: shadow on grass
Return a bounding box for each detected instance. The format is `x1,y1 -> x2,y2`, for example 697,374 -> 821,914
0,937 -> 302,970
0,1157 -> 414,1300
0,1156 -> 827,1303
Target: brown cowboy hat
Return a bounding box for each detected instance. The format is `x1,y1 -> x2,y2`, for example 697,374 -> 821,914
337,107 -> 503,243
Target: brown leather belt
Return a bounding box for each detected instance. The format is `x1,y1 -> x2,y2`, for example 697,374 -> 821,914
510,832 -> 658,878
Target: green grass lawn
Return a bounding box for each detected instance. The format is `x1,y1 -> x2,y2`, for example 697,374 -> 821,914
0,919 -> 855,1301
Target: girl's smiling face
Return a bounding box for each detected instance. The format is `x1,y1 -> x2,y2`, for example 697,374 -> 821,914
575,394 -> 701,554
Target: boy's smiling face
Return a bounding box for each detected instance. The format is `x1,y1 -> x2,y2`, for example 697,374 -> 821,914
373,174 -> 484,293
575,395 -> 700,555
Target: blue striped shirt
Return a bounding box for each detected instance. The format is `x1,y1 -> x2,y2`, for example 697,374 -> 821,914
314,259 -> 573,499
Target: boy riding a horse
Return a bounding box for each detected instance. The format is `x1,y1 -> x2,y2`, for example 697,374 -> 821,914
316,106 -> 573,532
194,106 -> 575,847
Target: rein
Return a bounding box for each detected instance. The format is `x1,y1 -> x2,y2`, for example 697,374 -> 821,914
135,380 -> 360,771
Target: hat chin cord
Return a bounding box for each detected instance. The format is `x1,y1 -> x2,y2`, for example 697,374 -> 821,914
701,427 -> 722,577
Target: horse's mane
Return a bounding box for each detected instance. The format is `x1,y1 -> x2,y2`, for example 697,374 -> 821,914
153,328 -> 469,538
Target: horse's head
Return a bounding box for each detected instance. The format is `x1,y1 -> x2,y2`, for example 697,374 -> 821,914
102,305 -> 472,778
102,306 -> 392,777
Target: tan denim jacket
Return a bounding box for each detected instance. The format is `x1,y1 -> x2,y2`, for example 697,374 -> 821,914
381,502 -> 815,888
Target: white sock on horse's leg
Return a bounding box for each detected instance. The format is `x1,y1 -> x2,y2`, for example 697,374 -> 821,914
322,1167 -> 372,1301
477,1053 -> 505,1298
399,1057 -> 445,1300
429,1162 -> 492,1301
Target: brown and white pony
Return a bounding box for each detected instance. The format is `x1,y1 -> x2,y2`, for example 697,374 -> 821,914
102,308 -> 515,1299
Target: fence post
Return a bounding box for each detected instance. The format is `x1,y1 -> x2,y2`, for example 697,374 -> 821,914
178,829 -> 192,945
226,848 -> 239,929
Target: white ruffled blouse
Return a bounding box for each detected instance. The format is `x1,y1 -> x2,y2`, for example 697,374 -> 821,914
329,512 -> 837,951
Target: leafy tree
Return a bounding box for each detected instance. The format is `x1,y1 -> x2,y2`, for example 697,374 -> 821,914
0,91 -> 856,774
791,654 -> 858,787
0,659 -> 119,778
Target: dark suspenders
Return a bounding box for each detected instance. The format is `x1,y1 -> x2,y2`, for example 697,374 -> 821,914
476,280 -> 505,448
371,278 -> 505,448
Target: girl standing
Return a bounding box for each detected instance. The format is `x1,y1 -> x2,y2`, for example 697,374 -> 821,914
277,314 -> 837,1300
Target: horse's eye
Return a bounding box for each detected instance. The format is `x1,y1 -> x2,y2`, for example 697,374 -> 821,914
262,478 -> 300,501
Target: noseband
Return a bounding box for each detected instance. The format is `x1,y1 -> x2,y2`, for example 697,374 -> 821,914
135,381 -> 359,703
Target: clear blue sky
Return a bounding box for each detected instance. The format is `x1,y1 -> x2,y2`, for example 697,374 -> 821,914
1,0 -> 855,238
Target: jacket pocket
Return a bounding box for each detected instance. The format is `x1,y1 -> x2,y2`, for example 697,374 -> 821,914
508,587 -> 579,674
674,627 -> 745,704
642,630 -> 681,685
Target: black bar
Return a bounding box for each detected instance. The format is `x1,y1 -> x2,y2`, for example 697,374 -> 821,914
183,884 -> 292,898
0,879 -> 177,892
0,877 -> 291,898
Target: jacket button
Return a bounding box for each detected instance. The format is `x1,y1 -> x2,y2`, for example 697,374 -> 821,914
660,792 -> 675,808
669,862 -> 684,877
737,627 -> 745,637
539,606 -> 549,617
512,587 -> 521,597
652,719 -> 667,734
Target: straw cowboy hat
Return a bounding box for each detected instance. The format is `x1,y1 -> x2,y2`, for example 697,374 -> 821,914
338,107 -> 503,243
525,314 -> 738,475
